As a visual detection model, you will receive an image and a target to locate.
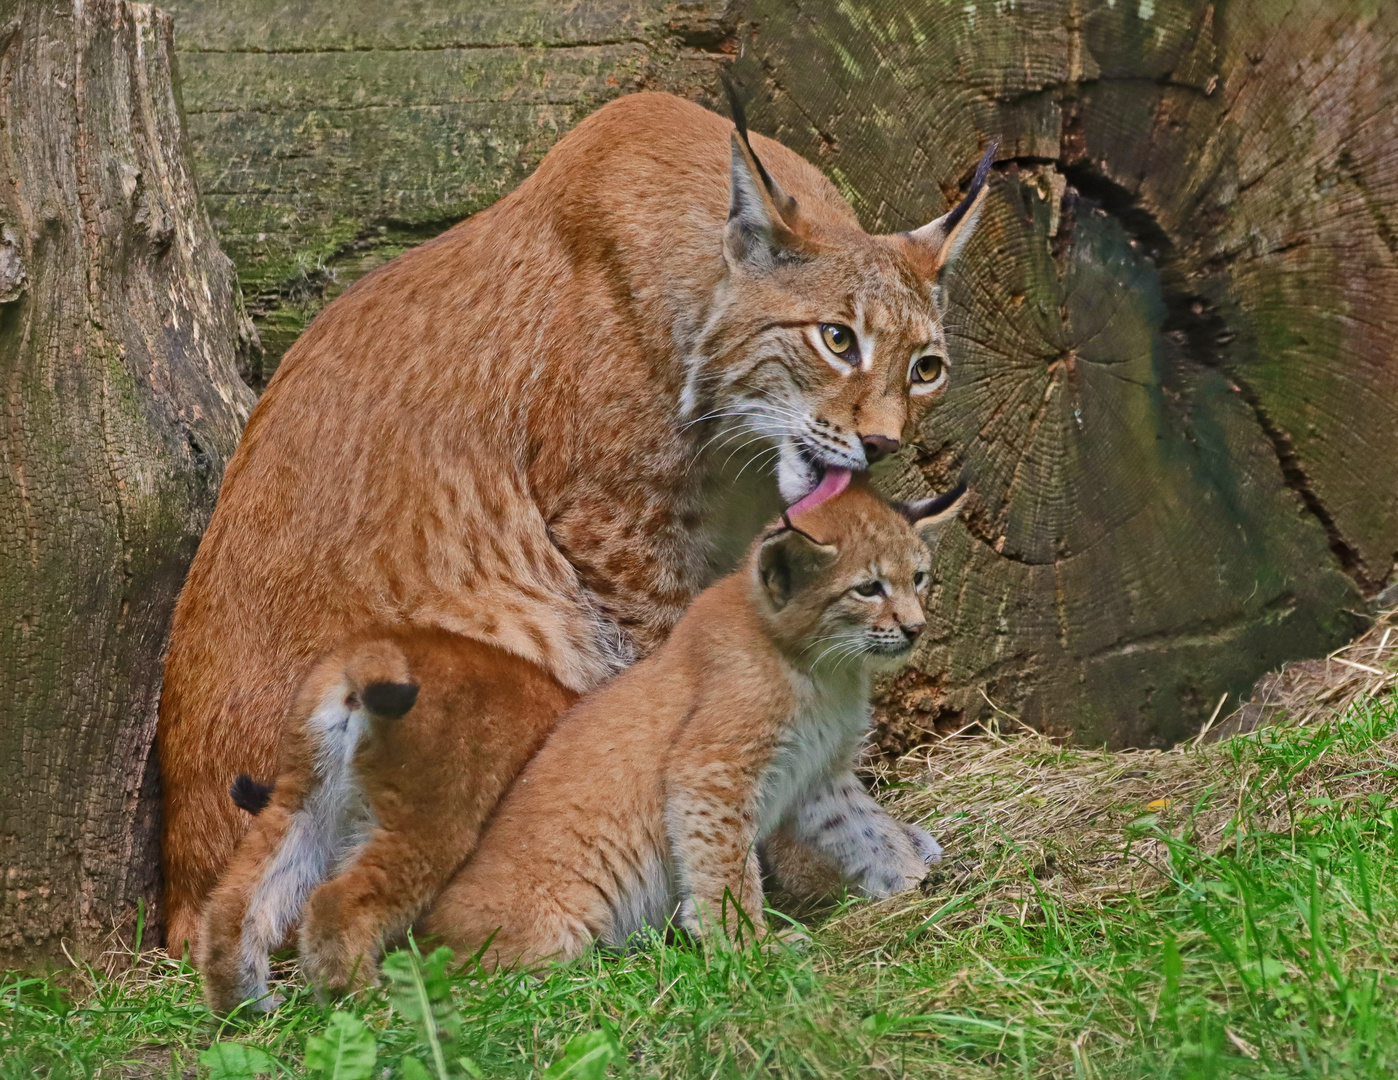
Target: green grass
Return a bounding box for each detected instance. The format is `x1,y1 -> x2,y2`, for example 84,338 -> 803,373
5,692 -> 1398,1079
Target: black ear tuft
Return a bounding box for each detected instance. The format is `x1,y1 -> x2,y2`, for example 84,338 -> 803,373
361,680 -> 419,719
230,774 -> 274,816
720,70 -> 781,202
892,477 -> 969,525
720,70 -> 749,142
942,139 -> 999,234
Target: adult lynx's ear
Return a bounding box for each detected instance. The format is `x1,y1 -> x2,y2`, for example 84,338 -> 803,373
721,73 -> 805,271
908,139 -> 999,279
893,479 -> 968,549
758,526 -> 839,610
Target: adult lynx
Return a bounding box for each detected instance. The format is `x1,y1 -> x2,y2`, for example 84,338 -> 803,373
159,89 -> 992,952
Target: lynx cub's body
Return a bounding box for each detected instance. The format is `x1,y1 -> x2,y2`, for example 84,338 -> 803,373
423,479 -> 962,968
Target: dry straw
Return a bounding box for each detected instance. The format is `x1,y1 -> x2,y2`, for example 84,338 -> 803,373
832,609 -> 1398,954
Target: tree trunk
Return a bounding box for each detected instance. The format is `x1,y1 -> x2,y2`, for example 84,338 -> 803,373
0,0 -> 253,966
727,0 -> 1397,749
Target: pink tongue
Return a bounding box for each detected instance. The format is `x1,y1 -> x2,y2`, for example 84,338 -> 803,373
789,466 -> 852,517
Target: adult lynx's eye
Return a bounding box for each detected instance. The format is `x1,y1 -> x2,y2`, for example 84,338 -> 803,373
911,354 -> 946,385
820,323 -> 856,360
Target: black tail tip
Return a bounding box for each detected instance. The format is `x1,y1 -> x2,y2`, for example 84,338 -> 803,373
362,680 -> 419,720
230,774 -> 273,816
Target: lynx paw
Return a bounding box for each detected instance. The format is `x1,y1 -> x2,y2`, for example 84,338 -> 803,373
901,822 -> 943,867
248,990 -> 285,1014
677,896 -> 765,947
299,901 -> 379,997
852,822 -> 938,899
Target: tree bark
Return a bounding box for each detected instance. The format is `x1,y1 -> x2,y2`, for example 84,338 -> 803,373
728,0 -> 1397,749
0,0 -> 253,966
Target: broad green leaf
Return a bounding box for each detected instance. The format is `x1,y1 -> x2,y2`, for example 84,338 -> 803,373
383,943 -> 459,1078
305,1011 -> 377,1080
542,1029 -> 621,1080
398,1057 -> 432,1080
457,1057 -> 485,1078
383,945 -> 461,1042
199,1042 -> 278,1080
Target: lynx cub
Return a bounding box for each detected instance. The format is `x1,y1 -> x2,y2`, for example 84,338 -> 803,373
422,474 -> 963,967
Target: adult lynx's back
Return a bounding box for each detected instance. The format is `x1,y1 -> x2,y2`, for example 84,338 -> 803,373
159,90 -> 993,951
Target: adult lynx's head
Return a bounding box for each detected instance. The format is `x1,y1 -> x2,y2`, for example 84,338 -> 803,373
699,87 -> 995,506
753,477 -> 966,673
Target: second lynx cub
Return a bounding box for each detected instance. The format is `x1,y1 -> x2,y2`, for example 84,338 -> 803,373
423,475 -> 962,966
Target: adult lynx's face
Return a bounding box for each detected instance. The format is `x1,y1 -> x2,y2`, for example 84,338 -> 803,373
701,113 -> 995,505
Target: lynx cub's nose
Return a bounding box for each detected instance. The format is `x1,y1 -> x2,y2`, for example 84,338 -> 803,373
860,434 -> 900,463
901,622 -> 925,642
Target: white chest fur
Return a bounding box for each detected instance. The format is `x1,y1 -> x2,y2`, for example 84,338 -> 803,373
756,671 -> 870,834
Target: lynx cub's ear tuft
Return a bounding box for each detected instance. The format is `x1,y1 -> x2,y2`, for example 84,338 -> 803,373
908,139 -> 998,278
361,680 -> 419,720
758,526 -> 839,610
721,74 -> 805,271
893,479 -> 968,549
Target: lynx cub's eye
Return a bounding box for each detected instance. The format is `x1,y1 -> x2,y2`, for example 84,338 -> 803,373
911,354 -> 946,386
853,580 -> 884,598
820,323 -> 857,361
913,570 -> 929,590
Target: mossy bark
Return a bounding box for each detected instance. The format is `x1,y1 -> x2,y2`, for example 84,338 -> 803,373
0,0 -> 253,965
161,0 -> 736,380
727,0 -> 1395,748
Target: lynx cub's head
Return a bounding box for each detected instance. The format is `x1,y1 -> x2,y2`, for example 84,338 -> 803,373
753,477 -> 966,672
703,84 -> 995,505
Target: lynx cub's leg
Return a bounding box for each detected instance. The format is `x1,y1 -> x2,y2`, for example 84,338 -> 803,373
785,770 -> 940,898
666,762 -> 766,944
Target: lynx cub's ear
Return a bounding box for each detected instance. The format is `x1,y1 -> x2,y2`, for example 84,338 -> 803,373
721,75 -> 804,271
893,480 -> 968,549
758,526 -> 839,610
909,140 -> 998,279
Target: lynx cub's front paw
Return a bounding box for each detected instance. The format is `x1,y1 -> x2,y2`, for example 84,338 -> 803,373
901,821 -> 943,867
853,819 -> 940,899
